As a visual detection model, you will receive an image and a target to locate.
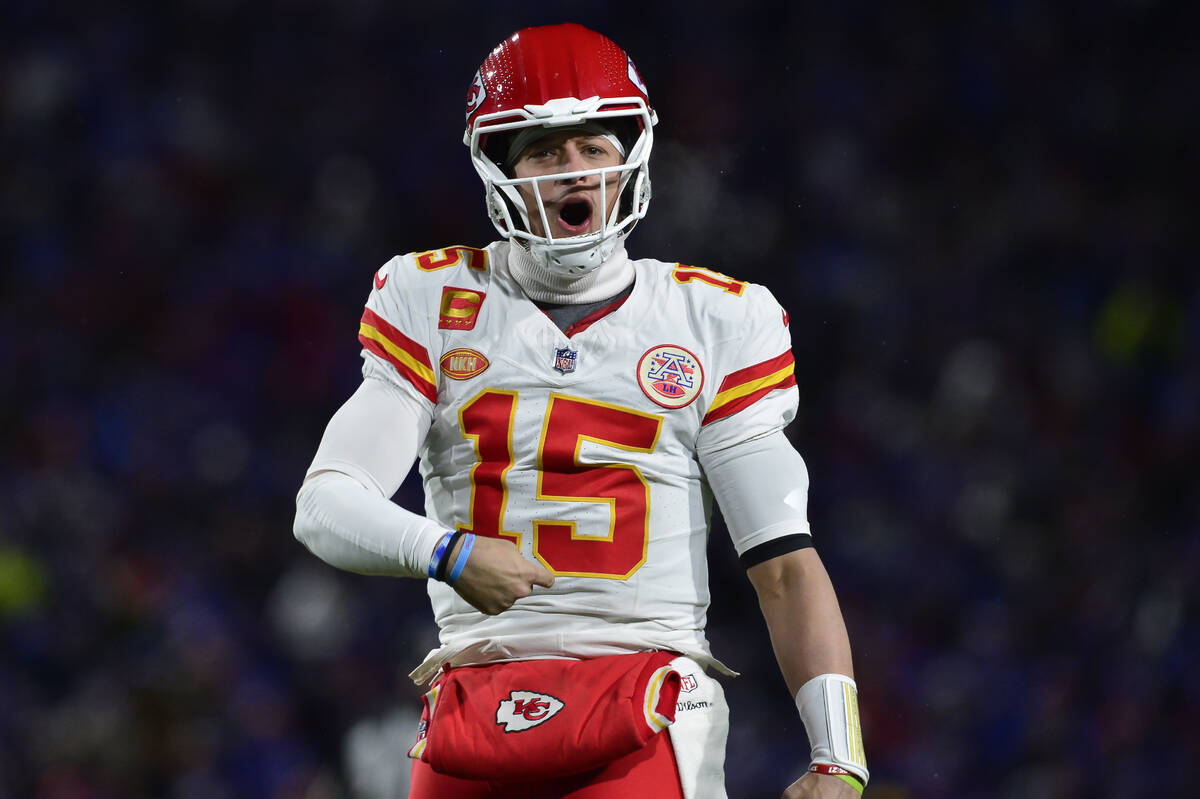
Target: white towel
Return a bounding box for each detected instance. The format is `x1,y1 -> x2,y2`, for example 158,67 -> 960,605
666,656 -> 729,799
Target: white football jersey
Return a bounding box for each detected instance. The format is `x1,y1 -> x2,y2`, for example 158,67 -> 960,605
357,241 -> 800,681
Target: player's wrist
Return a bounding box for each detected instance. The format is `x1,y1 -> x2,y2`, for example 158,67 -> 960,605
808,763 -> 864,795
427,530 -> 476,584
446,533 -> 475,584
795,673 -> 869,788
401,519 -> 452,577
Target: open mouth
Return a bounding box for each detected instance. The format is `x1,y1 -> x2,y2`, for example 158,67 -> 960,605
556,196 -> 593,235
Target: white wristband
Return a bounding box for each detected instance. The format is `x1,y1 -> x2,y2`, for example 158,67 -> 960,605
795,673 -> 869,785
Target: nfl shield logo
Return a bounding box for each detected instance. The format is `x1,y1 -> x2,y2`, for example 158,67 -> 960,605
553,347 -> 578,375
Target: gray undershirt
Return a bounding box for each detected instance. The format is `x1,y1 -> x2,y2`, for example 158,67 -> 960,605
533,283 -> 635,334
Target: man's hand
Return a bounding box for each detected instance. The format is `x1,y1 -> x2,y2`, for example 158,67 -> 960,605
447,536 -> 555,614
783,771 -> 862,798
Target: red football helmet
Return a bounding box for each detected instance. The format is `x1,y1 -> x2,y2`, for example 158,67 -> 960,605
464,24 -> 658,276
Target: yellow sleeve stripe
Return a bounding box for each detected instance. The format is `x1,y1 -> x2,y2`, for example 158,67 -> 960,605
702,350 -> 797,425
710,363 -> 794,409
358,323 -> 438,403
359,324 -> 437,385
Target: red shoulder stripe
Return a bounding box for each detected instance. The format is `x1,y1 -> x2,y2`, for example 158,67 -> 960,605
702,373 -> 796,425
715,351 -> 794,394
360,308 -> 432,368
702,350 -> 796,426
358,308 -> 437,403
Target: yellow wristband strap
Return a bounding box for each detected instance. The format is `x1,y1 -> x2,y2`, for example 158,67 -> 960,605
834,773 -> 864,794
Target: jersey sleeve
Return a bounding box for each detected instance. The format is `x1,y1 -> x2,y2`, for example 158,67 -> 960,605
357,256 -> 440,411
696,283 -> 798,452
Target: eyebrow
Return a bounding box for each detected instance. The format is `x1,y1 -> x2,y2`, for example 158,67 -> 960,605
524,134 -> 610,154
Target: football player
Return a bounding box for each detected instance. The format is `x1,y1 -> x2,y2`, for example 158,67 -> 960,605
294,23 -> 868,799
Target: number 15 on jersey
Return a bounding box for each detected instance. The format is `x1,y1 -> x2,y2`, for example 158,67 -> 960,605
458,390 -> 663,580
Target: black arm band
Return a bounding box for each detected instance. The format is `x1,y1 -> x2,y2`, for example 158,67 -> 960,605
436,530 -> 467,582
738,533 -> 813,570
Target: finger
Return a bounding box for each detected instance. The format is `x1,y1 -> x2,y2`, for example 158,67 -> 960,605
531,563 -> 555,588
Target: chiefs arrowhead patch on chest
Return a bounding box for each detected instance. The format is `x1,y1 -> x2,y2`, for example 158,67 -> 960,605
637,345 -> 704,409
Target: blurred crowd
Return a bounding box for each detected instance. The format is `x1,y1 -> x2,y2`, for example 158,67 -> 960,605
1,1 -> 1195,797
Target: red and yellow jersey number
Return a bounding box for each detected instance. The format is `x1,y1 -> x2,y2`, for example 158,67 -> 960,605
671,264 -> 746,296
457,389 -> 521,548
457,389 -> 663,580
415,245 -> 488,272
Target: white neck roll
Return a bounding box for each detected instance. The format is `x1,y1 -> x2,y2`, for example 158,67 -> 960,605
506,240 -> 636,304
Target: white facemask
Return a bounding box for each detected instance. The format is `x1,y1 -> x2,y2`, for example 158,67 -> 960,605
468,96 -> 657,278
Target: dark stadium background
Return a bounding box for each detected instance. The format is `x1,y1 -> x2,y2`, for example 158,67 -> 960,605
2,1 -> 1195,797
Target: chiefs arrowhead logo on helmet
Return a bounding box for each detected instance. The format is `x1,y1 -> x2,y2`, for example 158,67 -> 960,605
627,55 -> 649,97
465,69 -> 486,121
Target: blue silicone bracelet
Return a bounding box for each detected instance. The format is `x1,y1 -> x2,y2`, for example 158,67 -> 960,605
427,531 -> 454,579
447,533 -> 476,584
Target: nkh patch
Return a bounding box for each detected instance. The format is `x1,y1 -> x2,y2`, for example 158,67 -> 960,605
637,344 -> 704,409
553,346 -> 578,375
439,348 -> 489,380
495,690 -> 565,733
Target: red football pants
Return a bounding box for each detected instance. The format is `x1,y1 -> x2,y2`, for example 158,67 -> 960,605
409,725 -> 684,799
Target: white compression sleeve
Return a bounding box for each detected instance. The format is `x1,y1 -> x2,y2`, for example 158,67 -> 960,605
305,376 -> 433,496
293,378 -> 449,577
698,429 -> 811,556
295,472 -> 448,576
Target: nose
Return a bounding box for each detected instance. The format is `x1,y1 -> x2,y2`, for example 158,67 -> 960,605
556,148 -> 589,182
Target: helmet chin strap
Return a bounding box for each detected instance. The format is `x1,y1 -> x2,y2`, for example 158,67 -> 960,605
529,231 -> 619,276
508,237 -> 634,304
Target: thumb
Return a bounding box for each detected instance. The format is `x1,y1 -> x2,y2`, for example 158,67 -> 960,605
530,562 -> 555,588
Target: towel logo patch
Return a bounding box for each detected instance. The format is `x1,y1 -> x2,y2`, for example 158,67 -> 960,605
496,691 -> 565,732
